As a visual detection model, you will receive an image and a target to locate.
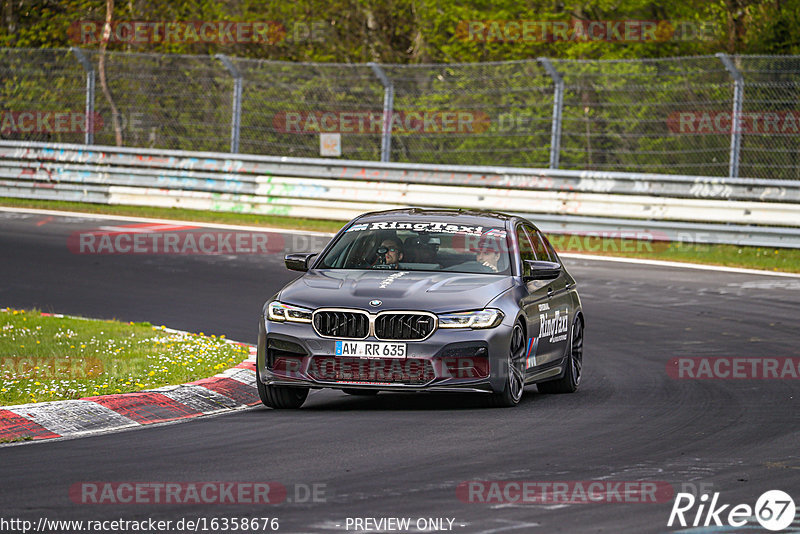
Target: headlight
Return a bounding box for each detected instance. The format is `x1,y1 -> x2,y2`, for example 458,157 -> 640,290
267,301 -> 313,323
438,309 -> 504,329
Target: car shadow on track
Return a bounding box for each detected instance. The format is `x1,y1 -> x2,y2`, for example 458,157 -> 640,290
256,387 -> 549,411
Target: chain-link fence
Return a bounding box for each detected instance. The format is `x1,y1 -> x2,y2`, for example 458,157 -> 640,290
1,48 -> 798,178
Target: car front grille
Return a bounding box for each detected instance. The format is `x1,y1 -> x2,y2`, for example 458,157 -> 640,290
313,310 -> 369,339
374,313 -> 435,340
312,309 -> 437,340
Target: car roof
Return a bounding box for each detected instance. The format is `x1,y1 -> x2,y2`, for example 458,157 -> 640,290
354,208 -> 516,227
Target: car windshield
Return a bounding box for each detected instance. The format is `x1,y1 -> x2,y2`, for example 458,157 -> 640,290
316,220 -> 512,274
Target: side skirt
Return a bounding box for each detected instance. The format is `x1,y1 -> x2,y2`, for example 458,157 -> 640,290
525,365 -> 563,384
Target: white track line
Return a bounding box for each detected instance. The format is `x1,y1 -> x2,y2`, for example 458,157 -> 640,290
2,206 -> 798,278
559,253 -> 800,278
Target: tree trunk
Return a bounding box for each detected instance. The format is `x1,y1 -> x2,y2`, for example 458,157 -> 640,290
3,0 -> 15,36
725,0 -> 747,53
98,0 -> 124,146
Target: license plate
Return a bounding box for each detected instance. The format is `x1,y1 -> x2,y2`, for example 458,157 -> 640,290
335,340 -> 406,358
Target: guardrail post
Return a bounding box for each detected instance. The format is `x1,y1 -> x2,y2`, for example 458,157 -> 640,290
716,53 -> 744,179
368,62 -> 394,163
71,47 -> 96,145
215,54 -> 243,153
539,57 -> 564,170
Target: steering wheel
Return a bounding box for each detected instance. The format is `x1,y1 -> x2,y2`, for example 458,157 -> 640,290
370,246 -> 390,267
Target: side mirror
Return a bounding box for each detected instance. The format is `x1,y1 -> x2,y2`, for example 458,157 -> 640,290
523,260 -> 561,281
285,253 -> 318,272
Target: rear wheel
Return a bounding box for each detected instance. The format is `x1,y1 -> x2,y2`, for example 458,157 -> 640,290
342,389 -> 379,396
488,322 -> 526,407
257,367 -> 309,409
537,316 -> 583,394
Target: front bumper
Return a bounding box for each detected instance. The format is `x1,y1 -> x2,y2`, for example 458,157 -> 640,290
257,317 -> 513,393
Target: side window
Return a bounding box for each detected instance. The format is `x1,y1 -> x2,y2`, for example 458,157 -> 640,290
524,224 -> 550,261
537,230 -> 560,263
516,225 -> 537,262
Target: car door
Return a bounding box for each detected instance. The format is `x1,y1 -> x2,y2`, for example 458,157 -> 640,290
525,225 -> 573,365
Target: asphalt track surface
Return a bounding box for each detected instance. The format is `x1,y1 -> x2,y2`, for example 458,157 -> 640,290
1,210 -> 799,534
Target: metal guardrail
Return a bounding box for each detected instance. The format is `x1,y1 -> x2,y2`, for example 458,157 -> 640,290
1,140 -> 800,248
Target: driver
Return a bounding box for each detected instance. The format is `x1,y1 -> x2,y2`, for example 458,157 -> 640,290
376,238 -> 404,268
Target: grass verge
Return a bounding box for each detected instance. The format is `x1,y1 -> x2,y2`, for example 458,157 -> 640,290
0,197 -> 345,233
548,235 -> 800,273
0,308 -> 250,406
0,435 -> 33,443
2,197 -> 799,273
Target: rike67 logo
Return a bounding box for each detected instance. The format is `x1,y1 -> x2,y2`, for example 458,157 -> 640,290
668,490 -> 796,531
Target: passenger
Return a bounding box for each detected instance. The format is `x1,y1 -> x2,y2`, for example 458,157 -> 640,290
475,236 -> 504,272
476,247 -> 501,272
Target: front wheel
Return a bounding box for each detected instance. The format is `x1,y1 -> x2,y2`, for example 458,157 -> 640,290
488,322 -> 526,407
537,316 -> 583,394
257,367 -> 309,409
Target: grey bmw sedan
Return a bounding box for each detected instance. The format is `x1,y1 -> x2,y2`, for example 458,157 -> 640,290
256,208 -> 584,408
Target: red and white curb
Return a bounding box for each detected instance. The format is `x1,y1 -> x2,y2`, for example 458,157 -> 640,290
0,312 -> 260,444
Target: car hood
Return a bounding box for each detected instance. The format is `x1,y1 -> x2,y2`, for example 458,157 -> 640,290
278,269 -> 514,313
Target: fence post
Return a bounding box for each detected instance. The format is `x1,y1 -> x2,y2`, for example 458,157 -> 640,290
368,62 -> 394,163
716,53 -> 744,179
71,47 -> 96,145
216,54 -> 243,153
539,57 -> 564,170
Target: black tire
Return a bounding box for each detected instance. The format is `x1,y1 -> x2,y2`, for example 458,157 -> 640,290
342,389 -> 379,396
256,367 -> 309,409
537,316 -> 583,394
488,322 -> 526,408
